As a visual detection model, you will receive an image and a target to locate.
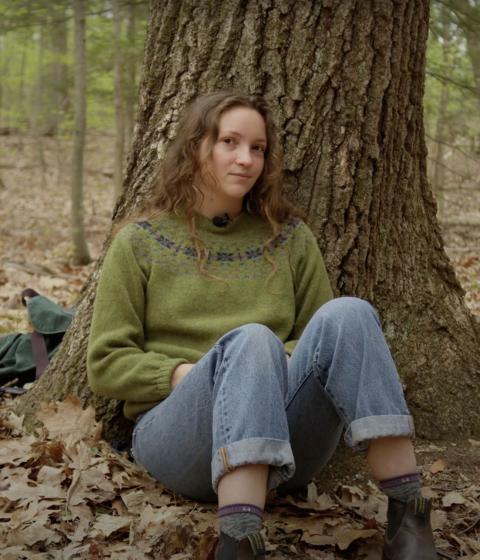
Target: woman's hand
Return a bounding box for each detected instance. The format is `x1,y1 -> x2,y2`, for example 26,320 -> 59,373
171,363 -> 195,389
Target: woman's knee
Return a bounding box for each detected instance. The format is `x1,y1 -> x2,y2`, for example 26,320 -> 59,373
216,323 -> 287,389
222,322 -> 284,354
314,297 -> 379,325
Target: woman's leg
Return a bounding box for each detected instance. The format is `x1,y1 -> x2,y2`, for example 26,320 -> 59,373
367,436 -> 417,480
278,297 -> 415,493
132,324 -> 293,544
217,465 -> 269,509
132,323 -> 293,558
131,354 -> 217,502
280,297 -> 436,559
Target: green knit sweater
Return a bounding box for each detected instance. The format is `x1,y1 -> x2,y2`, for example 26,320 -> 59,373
87,210 -> 333,421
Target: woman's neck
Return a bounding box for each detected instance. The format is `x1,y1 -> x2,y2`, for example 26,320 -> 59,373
193,193 -> 243,220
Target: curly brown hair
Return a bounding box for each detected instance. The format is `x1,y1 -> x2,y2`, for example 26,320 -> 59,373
134,90 -> 303,276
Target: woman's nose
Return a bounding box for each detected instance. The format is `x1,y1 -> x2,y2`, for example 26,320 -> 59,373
235,146 -> 252,165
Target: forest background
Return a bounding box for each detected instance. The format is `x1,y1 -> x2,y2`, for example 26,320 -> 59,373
0,1 -> 479,559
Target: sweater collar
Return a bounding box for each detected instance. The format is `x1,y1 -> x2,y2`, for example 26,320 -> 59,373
192,210 -> 252,234
170,205 -> 259,235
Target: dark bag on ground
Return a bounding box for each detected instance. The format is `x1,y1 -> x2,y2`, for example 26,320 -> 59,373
0,289 -> 74,393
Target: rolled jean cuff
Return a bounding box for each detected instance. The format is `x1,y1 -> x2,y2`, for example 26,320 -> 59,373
211,437 -> 296,493
345,414 -> 415,452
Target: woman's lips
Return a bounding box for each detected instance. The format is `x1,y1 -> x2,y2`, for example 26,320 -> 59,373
229,173 -> 252,179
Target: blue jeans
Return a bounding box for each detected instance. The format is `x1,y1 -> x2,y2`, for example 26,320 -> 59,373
131,297 -> 414,502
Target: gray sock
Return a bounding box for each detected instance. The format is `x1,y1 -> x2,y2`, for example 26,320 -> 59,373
383,480 -> 422,502
220,512 -> 262,540
379,473 -> 422,503
218,504 -> 263,541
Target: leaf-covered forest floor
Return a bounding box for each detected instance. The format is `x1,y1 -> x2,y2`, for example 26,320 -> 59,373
0,134 -> 479,559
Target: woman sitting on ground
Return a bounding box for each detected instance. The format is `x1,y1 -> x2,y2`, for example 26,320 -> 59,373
87,90 -> 437,560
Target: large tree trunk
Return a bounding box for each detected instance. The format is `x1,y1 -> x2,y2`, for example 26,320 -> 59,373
18,0 -> 480,442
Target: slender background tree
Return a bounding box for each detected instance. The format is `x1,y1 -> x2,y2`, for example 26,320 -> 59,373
0,0 -> 148,257
425,0 -> 480,233
71,0 -> 90,265
112,0 -> 125,201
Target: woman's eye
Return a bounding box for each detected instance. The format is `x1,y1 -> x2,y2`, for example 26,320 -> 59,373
222,137 -> 234,145
253,145 -> 265,153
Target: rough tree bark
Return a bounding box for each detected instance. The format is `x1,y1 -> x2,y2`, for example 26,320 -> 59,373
18,0 -> 480,443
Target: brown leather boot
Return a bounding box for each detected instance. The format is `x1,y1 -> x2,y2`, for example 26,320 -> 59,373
214,532 -> 266,560
383,497 -> 438,559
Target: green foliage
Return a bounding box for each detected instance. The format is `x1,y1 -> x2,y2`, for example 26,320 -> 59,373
0,0 -> 478,171
0,0 -> 148,134
425,1 -> 480,146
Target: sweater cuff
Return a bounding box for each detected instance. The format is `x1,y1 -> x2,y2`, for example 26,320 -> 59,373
155,358 -> 189,401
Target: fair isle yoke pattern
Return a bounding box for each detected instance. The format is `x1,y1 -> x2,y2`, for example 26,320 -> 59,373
126,214 -> 302,278
136,218 -> 300,262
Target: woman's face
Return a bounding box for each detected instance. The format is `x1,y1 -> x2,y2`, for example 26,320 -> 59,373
200,106 -> 267,207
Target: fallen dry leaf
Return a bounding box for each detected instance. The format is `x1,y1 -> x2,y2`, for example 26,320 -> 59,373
0,468 -> 65,503
303,533 -> 337,546
68,503 -> 94,543
332,527 -> 378,551
422,486 -> 439,500
442,491 -> 467,507
91,513 -> 131,537
429,459 -> 447,474
0,435 -> 37,466
121,489 -> 146,514
0,545 -> 54,560
431,509 -> 448,531
36,394 -> 102,445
